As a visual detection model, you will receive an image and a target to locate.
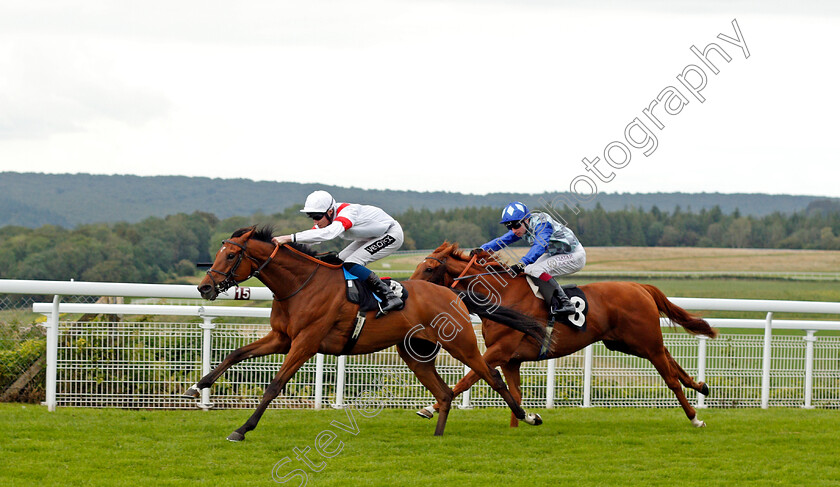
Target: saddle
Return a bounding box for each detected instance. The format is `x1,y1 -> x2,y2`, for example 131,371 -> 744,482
339,269 -> 409,355
343,269 -> 408,312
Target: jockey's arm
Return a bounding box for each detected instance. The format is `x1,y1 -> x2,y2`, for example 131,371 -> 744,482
480,230 -> 520,253
292,221 -> 346,244
520,220 -> 552,265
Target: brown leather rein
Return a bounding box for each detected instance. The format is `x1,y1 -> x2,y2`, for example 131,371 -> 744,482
424,254 -> 478,288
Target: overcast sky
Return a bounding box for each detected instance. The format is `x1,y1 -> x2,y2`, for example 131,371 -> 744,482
1,1 -> 838,198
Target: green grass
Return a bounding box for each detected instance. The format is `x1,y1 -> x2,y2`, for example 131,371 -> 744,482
2,404 -> 839,486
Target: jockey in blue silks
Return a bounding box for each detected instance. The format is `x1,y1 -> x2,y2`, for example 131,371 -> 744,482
477,201 -> 586,317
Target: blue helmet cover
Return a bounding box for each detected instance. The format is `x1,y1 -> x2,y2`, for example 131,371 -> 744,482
499,201 -> 530,223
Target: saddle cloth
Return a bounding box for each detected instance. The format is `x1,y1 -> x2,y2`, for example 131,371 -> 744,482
525,276 -> 589,330
339,270 -> 409,355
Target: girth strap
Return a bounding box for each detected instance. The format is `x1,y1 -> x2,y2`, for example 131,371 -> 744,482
340,311 -> 368,355
539,317 -> 555,360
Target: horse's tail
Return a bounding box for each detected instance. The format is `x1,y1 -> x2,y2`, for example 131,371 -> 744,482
456,289 -> 545,342
641,284 -> 718,339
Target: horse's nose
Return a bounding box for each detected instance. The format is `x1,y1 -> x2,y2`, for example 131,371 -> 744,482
197,284 -> 214,299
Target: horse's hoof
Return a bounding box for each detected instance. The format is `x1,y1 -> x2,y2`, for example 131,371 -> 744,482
699,382 -> 710,396
227,431 -> 245,442
691,417 -> 706,428
416,407 -> 434,419
182,387 -> 200,399
523,412 -> 542,426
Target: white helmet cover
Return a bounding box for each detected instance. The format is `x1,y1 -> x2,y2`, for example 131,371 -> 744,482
300,190 -> 336,213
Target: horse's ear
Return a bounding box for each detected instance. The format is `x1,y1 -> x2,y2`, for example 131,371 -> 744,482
432,241 -> 450,254
240,226 -> 257,240
444,241 -> 460,255
230,226 -> 259,240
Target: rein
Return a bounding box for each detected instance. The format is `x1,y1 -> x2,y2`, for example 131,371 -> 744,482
450,254 -> 477,288
283,244 -> 343,269
271,245 -> 342,300
452,270 -> 512,281
207,240 -> 334,300
425,254 -> 509,286
272,260 -> 319,301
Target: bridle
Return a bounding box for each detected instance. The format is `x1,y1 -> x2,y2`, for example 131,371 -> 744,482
206,239 -> 330,301
205,239 -> 280,295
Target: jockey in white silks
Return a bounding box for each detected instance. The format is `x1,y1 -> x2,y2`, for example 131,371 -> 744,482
273,190 -> 404,314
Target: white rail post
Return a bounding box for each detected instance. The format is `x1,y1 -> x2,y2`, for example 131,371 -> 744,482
461,365 -> 472,409
333,355 -> 346,408
583,344 -> 593,408
314,353 -> 325,410
44,295 -> 60,412
697,335 -> 708,409
803,330 -> 817,409
546,358 -> 556,408
199,316 -> 216,410
761,312 -> 773,409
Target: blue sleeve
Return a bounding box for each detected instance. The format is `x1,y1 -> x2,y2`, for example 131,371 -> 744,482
520,220 -> 553,265
480,231 -> 521,252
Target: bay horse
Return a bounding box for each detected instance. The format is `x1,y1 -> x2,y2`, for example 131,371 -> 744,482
186,227 -> 546,440
410,242 -> 718,428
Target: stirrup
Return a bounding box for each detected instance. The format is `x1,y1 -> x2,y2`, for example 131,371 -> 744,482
377,296 -> 403,317
551,298 -> 576,316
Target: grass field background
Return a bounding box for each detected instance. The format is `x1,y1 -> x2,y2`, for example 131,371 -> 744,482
3,404 -> 839,487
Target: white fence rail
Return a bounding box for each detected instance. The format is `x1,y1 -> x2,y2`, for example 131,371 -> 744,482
1,279 -> 839,411
0,278 -> 273,301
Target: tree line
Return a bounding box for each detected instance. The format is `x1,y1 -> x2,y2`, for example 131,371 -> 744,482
1,200 -> 838,284
400,200 -> 840,250
3,172 -> 834,228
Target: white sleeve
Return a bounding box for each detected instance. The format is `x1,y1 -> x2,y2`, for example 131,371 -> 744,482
293,221 -> 346,244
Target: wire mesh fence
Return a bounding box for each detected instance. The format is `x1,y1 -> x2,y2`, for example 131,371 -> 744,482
0,294 -> 115,404
0,293 -> 100,312
0,320 -> 47,403
2,318 -> 834,409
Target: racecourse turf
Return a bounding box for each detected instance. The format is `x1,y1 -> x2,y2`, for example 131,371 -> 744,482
2,404 -> 839,486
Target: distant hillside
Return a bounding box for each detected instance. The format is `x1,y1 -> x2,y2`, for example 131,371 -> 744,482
0,172 -> 835,228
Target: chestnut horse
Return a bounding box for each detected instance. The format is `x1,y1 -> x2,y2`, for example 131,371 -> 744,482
410,242 -> 718,428
186,228 -> 546,440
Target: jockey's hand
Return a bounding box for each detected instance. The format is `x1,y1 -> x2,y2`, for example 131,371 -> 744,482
510,263 -> 525,275
469,248 -> 485,257
272,235 -> 293,245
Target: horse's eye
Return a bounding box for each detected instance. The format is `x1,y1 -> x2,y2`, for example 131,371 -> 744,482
425,267 -> 433,273
227,253 -> 235,260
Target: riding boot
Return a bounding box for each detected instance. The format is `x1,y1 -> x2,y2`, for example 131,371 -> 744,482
365,271 -> 403,315
535,277 -> 576,317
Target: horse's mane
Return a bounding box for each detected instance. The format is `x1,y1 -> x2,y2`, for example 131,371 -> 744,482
231,226 -> 344,265
231,225 -> 274,242
435,241 -> 510,271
